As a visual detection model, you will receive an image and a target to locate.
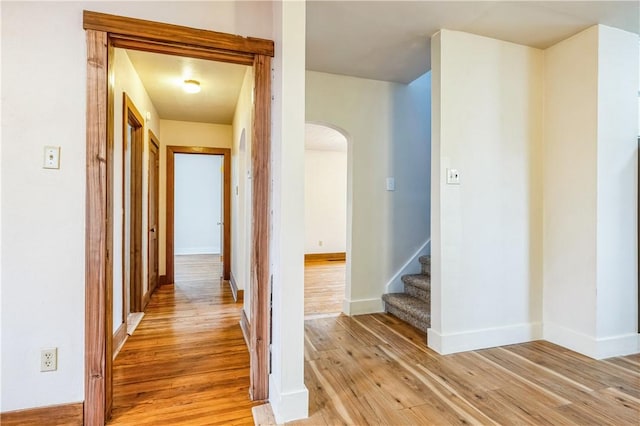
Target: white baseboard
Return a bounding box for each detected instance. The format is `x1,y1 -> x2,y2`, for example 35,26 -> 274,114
343,297 -> 384,315
544,322 -> 640,359
385,239 -> 431,293
174,246 -> 220,255
269,375 -> 309,423
427,322 -> 542,355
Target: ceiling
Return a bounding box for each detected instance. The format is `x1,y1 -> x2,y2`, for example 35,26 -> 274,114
306,123 -> 348,151
306,1 -> 640,83
123,2 -> 638,123
124,49 -> 248,124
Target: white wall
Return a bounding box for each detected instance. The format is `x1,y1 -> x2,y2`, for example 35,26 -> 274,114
112,48 -> 161,332
231,67 -> 253,311
174,154 -> 222,255
429,30 -> 544,354
159,119 -> 231,275
304,149 -> 347,254
269,0 -> 308,422
306,71 -> 431,314
542,27 -> 599,352
543,25 -> 639,358
0,0 -> 273,413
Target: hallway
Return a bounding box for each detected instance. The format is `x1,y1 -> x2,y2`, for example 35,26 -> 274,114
109,255 -> 258,425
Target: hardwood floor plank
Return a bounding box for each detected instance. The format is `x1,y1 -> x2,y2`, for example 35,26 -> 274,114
304,260 -> 345,316
298,314 -> 640,426
107,254 -> 258,426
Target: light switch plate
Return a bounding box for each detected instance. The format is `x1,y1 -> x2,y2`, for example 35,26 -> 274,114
44,146 -> 60,169
446,168 -> 460,184
386,177 -> 395,191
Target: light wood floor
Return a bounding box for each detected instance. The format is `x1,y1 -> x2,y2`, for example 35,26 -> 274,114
285,313 -> 640,426
305,260 -> 345,317
108,254 -> 259,425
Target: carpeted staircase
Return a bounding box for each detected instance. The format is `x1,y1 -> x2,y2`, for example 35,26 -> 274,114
382,255 -> 430,332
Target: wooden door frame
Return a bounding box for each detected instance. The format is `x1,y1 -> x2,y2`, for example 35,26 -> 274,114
146,131 -> 160,307
166,146 -> 231,283
122,93 -> 145,315
84,11 -> 273,424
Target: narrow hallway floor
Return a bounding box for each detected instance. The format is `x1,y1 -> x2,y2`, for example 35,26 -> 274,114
108,254 -> 258,425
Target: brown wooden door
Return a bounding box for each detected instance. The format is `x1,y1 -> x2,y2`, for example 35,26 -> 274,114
148,135 -> 160,298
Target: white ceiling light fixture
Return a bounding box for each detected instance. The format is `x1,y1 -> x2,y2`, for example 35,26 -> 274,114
183,79 -> 201,94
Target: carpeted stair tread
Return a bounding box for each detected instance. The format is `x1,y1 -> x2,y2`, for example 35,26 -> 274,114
419,255 -> 431,275
419,255 -> 431,265
401,274 -> 430,291
382,293 -> 430,324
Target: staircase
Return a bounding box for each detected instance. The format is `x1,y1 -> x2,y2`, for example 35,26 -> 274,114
382,255 -> 430,332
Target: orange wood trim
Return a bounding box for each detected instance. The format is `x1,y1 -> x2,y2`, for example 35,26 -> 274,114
250,54 -> 271,401
240,308 -> 251,348
165,146 -> 232,283
304,252 -> 346,262
85,14 -> 274,421
166,147 -> 175,285
83,11 -> 274,57
85,29 -> 108,426
112,322 -> 127,360
123,93 -> 145,314
0,402 -> 84,426
229,271 -> 244,303
159,275 -> 167,286
110,36 -> 255,66
147,131 -> 160,304
105,38 -> 116,417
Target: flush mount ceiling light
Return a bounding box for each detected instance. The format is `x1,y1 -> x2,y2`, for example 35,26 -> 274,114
183,79 -> 201,94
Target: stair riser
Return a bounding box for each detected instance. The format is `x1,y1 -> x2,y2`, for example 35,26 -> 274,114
384,304 -> 430,332
404,284 -> 430,302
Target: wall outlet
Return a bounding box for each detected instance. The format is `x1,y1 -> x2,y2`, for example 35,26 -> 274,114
446,168 -> 460,185
43,146 -> 60,169
41,348 -> 57,372
318,240 -> 323,247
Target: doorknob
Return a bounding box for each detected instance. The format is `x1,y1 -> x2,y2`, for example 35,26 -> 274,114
217,222 -> 223,225
150,227 -> 156,233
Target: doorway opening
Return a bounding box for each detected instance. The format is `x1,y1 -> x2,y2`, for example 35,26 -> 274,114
84,11 -> 273,424
166,147 -> 232,284
174,153 -> 224,281
303,123 -> 349,318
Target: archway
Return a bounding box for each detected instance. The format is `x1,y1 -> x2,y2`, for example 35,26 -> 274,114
303,122 -> 352,316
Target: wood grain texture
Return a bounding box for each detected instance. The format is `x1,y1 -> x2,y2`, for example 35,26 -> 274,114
107,255 -> 259,425
83,10 -> 274,57
0,402 -> 83,426
112,322 -> 127,360
85,29 -> 108,426
84,12 -> 275,422
293,313 -> 640,426
105,38 -> 116,418
165,146 -> 231,283
229,271 -> 244,302
305,260 -> 345,317
147,131 -> 160,305
241,307 -> 251,348
123,93 -> 145,314
110,36 -> 255,66
250,54 -> 271,401
304,252 -> 346,262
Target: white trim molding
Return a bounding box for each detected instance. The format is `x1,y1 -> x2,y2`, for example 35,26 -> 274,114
174,246 -> 220,255
544,322 -> 640,359
427,322 -> 542,355
343,297 -> 384,316
385,239 -> 431,293
268,375 -> 309,424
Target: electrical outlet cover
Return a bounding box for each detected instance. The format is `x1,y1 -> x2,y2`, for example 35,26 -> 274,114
41,348 -> 57,372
